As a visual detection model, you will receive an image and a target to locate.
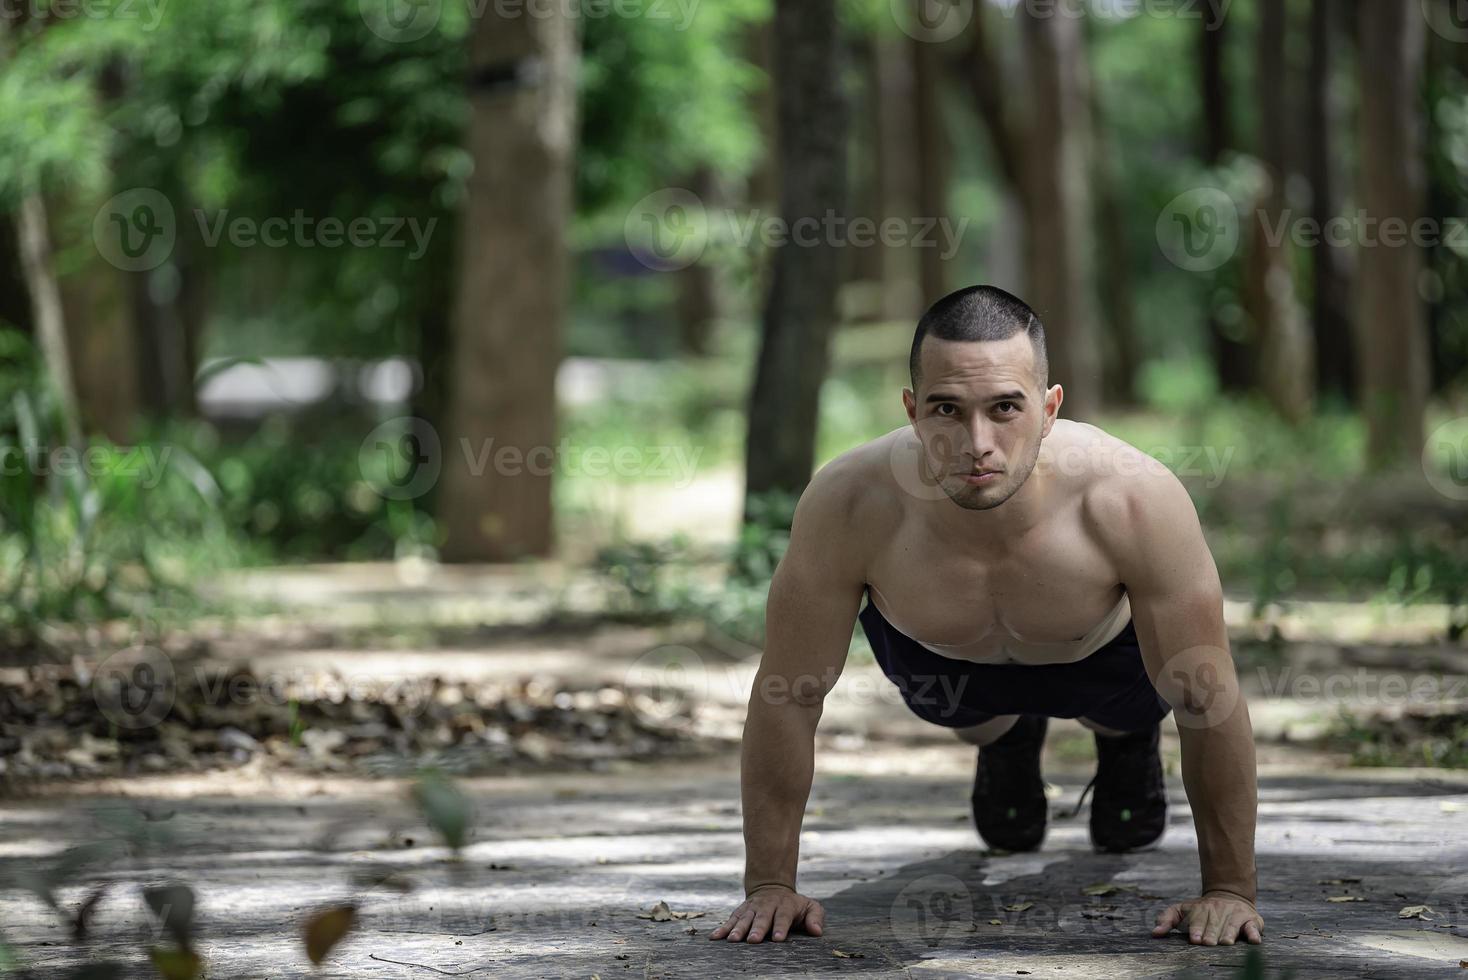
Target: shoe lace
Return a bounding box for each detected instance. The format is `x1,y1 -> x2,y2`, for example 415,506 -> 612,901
1069,775 -> 1097,819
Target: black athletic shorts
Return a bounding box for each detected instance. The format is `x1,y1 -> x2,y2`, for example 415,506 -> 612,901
857,586 -> 1172,733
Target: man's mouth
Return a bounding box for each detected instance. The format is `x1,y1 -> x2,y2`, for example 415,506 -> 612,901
962,470 -> 1001,484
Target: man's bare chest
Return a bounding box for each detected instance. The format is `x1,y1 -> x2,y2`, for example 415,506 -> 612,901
863,526 -> 1127,665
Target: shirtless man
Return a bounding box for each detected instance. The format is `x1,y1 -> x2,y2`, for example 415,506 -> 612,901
710,285 -> 1262,949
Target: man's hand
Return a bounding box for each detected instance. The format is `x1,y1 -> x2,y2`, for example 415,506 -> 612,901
1152,891 -> 1263,945
709,884 -> 825,944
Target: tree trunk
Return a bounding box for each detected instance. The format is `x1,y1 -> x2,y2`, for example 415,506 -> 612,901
675,167 -> 721,355
131,196 -> 204,419
1306,0 -> 1354,403
873,32 -> 921,321
745,17 -> 779,211
437,6 -> 578,561
15,194 -> 82,448
1200,0 -> 1252,391
1088,29 -> 1139,406
1357,1 -> 1429,466
0,213 -> 31,336
56,206 -> 142,443
1019,7 -> 1102,420
912,32 -> 949,307
1246,0 -> 1313,425
742,0 -> 847,516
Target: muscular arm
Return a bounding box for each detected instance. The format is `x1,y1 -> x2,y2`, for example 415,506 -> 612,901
711,468 -> 867,943
1094,468 -> 1261,944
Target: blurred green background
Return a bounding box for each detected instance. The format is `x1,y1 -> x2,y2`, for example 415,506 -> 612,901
0,0 -> 1465,650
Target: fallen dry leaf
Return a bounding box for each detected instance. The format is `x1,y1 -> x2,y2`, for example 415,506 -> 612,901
988,919 -> 1003,926
1317,877 -> 1362,885
636,900 -> 706,921
832,950 -> 865,959
1398,905 -> 1435,920
1326,896 -> 1364,903
304,904 -> 358,965
1081,883 -> 1137,897
1003,902 -> 1034,912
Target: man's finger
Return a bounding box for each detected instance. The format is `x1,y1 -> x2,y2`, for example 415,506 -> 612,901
725,907 -> 756,943
745,905 -> 775,943
1152,904 -> 1183,936
1201,905 -> 1227,946
1186,903 -> 1209,944
1244,919 -> 1264,945
803,900 -> 825,937
710,904 -> 746,941
1217,910 -> 1250,946
770,905 -> 796,942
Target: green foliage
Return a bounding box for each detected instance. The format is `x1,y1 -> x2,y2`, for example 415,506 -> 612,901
166,414 -> 437,563
0,331 -> 229,639
576,0 -> 767,218
1337,709 -> 1468,769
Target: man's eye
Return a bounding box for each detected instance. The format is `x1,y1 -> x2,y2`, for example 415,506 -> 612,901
995,402 -> 1017,414
935,404 -> 956,416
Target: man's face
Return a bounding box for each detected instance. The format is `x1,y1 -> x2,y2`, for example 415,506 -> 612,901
901,334 -> 1061,511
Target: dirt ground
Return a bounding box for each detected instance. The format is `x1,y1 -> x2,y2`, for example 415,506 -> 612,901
3,564 -> 1466,978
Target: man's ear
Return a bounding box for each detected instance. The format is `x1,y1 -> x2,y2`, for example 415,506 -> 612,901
1040,384 -> 1063,437
902,387 -> 917,424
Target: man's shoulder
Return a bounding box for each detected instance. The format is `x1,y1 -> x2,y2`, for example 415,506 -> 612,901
1059,420 -> 1196,543
803,428 -> 907,521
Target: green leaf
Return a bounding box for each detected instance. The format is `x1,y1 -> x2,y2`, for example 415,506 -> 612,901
411,770 -> 472,851
148,946 -> 203,980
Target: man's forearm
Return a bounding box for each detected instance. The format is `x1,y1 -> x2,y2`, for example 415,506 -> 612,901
740,700 -> 819,893
1178,705 -> 1259,902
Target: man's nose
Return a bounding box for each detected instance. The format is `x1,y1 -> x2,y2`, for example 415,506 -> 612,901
966,418 -> 998,460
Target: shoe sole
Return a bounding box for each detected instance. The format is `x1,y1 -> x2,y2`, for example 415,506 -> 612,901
1090,816 -> 1167,854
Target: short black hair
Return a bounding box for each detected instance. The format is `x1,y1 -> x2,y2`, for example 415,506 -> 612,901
909,285 -> 1048,390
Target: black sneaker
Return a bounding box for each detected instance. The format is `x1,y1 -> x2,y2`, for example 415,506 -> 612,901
970,715 -> 1048,853
1086,723 -> 1168,853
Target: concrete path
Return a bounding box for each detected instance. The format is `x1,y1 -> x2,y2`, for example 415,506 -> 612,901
3,740 -> 1466,979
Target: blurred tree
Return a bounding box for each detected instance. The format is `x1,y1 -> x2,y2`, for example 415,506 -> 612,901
1244,0 -> 1312,425
1306,0 -> 1354,403
1357,0 -> 1429,465
438,6 -> 578,561
14,194 -> 82,448
1199,0 -> 1251,391
743,0 -> 848,516
0,214 -> 29,335
675,166 -> 722,355
913,31 -> 950,307
963,4 -> 1102,420
1087,21 -> 1138,406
